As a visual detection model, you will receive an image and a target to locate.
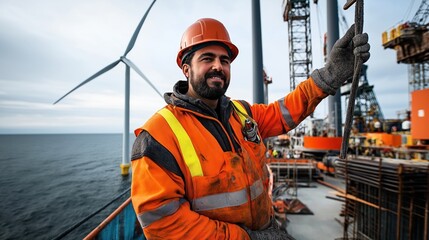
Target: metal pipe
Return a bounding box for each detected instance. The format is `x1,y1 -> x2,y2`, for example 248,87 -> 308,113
396,164 -> 403,240
376,156 -> 383,240
83,197 -> 132,239
327,0 -> 342,136
121,65 -> 131,176
408,195 -> 414,240
425,165 -> 429,240
251,0 -> 265,104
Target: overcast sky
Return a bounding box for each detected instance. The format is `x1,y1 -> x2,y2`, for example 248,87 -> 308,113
0,0 -> 420,134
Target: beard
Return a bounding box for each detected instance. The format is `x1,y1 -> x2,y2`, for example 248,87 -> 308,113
189,70 -> 229,100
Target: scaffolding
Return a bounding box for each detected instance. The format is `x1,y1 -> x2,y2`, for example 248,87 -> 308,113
409,62 -> 429,92
282,0 -> 313,91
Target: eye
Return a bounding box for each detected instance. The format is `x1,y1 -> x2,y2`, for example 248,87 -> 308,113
202,57 -> 213,62
221,58 -> 231,65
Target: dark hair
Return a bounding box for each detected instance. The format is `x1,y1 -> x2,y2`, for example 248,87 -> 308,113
182,51 -> 195,66
181,41 -> 231,67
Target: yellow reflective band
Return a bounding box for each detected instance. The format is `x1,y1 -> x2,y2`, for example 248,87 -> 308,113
158,108 -> 203,177
232,100 -> 247,126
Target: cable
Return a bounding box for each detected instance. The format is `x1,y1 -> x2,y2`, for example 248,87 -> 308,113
315,3 -> 325,64
403,0 -> 417,22
50,187 -> 131,240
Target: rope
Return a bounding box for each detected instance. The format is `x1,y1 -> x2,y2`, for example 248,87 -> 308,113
340,0 -> 364,238
51,187 -> 131,240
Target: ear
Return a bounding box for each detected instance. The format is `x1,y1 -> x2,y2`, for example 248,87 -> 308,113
182,64 -> 190,79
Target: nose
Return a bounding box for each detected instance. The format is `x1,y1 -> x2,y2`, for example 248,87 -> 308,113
212,58 -> 223,71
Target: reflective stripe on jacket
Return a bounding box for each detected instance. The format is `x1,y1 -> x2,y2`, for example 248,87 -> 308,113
131,78 -> 327,239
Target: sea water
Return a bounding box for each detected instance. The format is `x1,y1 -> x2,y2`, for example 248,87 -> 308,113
0,134 -> 134,240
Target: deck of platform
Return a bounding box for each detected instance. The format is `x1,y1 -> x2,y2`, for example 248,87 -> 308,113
285,175 -> 346,240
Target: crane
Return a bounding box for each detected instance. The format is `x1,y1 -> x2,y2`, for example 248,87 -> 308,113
282,0 -> 384,133
382,0 -> 429,93
382,0 -> 429,146
341,64 -> 384,132
282,0 -> 313,92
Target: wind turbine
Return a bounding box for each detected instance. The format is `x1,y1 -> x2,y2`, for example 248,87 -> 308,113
54,0 -> 161,176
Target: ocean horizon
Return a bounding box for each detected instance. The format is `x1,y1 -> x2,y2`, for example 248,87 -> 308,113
0,133 -> 135,240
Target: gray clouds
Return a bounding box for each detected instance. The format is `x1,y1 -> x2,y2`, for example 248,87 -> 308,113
0,0 -> 419,133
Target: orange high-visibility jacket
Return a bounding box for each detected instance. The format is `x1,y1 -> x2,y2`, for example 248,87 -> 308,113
131,79 -> 327,239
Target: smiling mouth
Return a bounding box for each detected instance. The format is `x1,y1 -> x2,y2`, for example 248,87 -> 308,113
208,76 -> 223,82
206,71 -> 225,81
207,77 -> 224,88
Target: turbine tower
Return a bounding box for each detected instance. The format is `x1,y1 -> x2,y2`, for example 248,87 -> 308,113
53,0 -> 161,176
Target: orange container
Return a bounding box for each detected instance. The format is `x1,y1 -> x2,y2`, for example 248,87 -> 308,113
411,89 -> 429,140
303,136 -> 342,151
365,133 -> 402,147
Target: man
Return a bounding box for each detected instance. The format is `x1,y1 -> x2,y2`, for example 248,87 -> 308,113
131,18 -> 370,239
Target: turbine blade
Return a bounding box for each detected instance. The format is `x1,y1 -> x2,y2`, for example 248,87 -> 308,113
121,57 -> 163,98
53,59 -> 121,104
123,0 -> 157,56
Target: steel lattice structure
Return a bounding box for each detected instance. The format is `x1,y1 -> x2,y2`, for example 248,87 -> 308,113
283,0 -> 313,91
409,62 -> 429,92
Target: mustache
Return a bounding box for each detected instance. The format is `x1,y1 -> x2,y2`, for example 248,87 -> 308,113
205,71 -> 226,81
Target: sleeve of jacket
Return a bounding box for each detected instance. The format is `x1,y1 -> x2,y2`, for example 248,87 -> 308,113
131,125 -> 250,239
250,77 -> 328,139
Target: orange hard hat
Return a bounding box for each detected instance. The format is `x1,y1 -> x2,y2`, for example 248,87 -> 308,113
176,18 -> 239,67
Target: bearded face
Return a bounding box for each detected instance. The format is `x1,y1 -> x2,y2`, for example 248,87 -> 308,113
188,69 -> 230,100
182,45 -> 232,103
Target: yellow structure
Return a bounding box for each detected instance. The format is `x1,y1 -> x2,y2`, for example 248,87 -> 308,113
120,163 -> 131,176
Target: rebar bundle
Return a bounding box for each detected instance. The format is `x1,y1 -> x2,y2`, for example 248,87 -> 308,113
336,157 -> 429,240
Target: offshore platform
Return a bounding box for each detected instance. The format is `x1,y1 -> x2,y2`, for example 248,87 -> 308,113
382,0 -> 429,144
269,1 -> 429,239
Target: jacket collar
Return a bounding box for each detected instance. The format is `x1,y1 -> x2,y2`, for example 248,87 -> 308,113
164,80 -> 231,119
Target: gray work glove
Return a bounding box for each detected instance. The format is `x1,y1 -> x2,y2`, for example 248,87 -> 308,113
311,24 -> 370,95
245,228 -> 295,240
242,218 -> 296,240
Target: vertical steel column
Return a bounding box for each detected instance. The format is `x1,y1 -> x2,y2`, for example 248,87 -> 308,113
251,0 -> 265,104
121,65 -> 131,176
376,157 -> 383,240
409,195 -> 414,239
425,165 -> 429,240
327,0 -> 342,136
397,164 -> 404,240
